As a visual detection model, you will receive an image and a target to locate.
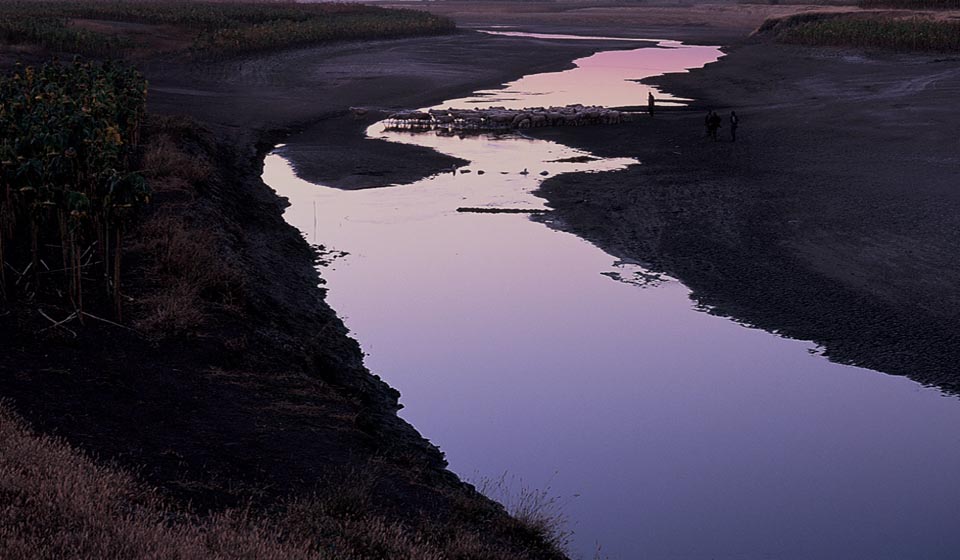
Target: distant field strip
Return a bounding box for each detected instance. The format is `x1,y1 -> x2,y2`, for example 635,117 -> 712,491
759,12 -> 960,51
0,1 -> 456,57
858,0 -> 960,9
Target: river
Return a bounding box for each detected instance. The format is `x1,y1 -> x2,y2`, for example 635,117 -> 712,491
264,35 -> 960,560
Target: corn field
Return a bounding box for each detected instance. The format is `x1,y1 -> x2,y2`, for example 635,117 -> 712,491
0,59 -> 149,318
0,1 -> 456,57
763,13 -> 960,51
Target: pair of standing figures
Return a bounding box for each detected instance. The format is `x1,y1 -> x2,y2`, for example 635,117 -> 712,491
706,110 -> 738,142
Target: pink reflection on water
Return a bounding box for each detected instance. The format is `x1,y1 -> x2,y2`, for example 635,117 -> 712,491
451,37 -> 721,109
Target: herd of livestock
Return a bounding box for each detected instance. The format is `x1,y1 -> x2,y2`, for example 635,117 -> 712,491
382,104 -> 639,132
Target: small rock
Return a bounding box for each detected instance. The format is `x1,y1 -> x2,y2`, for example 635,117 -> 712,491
540,171 -> 549,176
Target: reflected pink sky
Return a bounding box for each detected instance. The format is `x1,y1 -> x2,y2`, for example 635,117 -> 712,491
452,40 -> 717,109
265,38 -> 960,560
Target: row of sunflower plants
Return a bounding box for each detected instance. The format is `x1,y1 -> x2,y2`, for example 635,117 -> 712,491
0,59 -> 149,320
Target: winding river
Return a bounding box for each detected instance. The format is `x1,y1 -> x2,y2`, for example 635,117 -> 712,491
265,36 -> 960,560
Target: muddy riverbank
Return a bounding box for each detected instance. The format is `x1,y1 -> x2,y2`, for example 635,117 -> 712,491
530,42 -> 960,392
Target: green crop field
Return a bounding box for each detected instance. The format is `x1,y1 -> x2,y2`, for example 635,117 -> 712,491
760,12 -> 960,51
858,0 -> 960,9
0,1 -> 456,58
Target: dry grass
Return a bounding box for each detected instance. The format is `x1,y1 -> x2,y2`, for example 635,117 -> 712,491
476,473 -> 574,554
0,401 -> 571,559
132,213 -> 240,334
128,118 -> 243,336
0,401 -> 317,560
141,133 -> 213,184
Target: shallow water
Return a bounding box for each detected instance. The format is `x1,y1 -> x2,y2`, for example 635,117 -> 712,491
266,37 -> 960,560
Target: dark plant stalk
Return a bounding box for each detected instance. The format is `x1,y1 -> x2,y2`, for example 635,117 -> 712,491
0,226 -> 6,302
113,227 -> 122,320
58,210 -> 70,285
30,218 -> 39,295
104,222 -> 111,298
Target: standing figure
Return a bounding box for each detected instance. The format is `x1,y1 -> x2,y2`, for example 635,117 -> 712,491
730,110 -> 739,142
648,92 -> 656,117
705,110 -> 713,138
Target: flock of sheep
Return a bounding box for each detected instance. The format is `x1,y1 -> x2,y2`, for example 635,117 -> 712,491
383,104 -> 639,132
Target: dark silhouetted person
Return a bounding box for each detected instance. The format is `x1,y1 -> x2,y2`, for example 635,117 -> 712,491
704,110 -> 713,137
730,111 -> 739,142
706,110 -> 722,140
648,92 -> 656,117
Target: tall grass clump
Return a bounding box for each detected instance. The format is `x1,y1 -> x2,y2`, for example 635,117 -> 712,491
476,472 -> 575,554
0,59 -> 148,316
760,13 -> 960,51
0,1 -> 456,57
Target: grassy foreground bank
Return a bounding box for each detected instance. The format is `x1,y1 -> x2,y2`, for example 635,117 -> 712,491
0,401 -> 568,559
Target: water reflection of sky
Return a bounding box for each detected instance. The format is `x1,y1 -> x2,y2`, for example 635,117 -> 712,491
453,42 -> 716,108
267,37 -> 960,560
